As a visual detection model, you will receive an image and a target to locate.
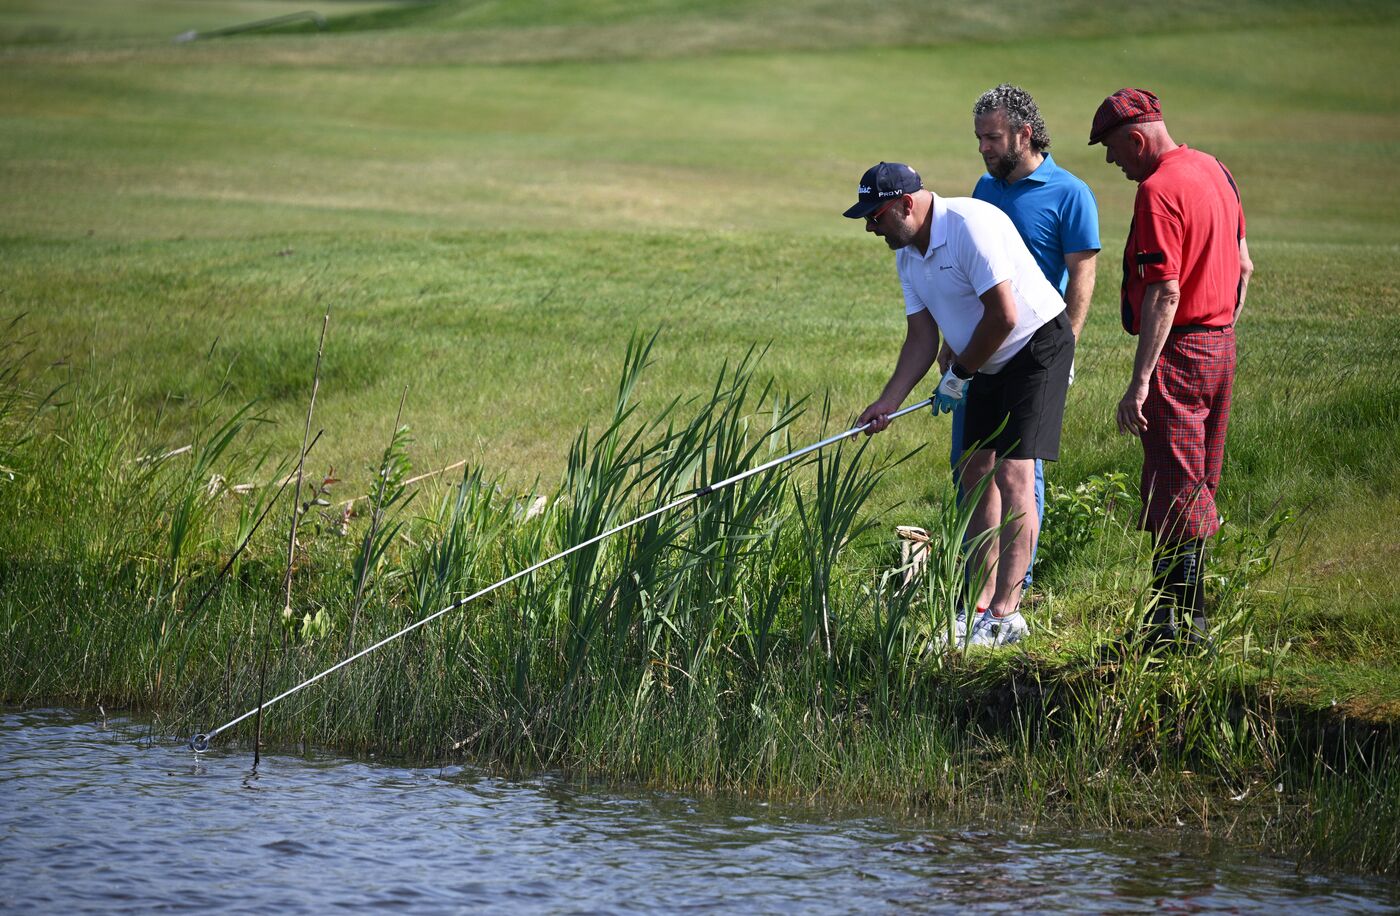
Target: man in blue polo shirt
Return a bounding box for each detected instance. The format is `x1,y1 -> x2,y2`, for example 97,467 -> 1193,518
943,84 -> 1100,602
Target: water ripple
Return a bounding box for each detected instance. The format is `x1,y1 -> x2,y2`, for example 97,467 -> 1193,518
1,708 -> 1396,914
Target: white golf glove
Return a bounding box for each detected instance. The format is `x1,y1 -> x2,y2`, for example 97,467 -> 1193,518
932,365 -> 972,415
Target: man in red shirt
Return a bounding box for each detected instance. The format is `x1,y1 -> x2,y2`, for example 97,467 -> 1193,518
1089,88 -> 1254,645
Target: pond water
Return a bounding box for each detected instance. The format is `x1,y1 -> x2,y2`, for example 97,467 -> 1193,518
1,708 -> 1395,914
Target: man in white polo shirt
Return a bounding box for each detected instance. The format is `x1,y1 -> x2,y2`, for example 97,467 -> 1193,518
848,162 -> 1074,646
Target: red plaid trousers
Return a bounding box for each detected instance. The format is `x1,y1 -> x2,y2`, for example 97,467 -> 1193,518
1140,327 -> 1236,541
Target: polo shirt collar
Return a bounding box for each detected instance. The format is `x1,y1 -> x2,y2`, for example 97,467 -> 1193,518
1159,144 -> 1191,164
1144,144 -> 1190,180
993,152 -> 1058,189
925,193 -> 948,255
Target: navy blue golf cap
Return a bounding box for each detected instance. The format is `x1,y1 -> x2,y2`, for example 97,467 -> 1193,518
843,162 -> 922,219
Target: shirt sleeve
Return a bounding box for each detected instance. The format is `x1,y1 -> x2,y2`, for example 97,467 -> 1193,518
1131,189 -> 1181,285
1059,182 -> 1101,254
898,257 -> 927,316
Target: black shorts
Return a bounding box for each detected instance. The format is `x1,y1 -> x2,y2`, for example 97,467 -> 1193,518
962,311 -> 1074,461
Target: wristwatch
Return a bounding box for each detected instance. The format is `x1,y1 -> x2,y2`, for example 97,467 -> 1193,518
951,363 -> 974,380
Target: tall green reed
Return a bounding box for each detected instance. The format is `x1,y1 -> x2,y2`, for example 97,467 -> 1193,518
0,314 -> 64,488
1289,735 -> 1400,874
147,398 -> 266,700
348,408 -> 415,649
792,396 -> 909,702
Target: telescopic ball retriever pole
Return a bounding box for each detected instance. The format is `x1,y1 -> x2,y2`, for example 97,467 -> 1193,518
189,396 -> 935,752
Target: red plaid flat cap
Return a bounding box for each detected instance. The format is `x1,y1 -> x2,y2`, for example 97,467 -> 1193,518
1088,88 -> 1163,145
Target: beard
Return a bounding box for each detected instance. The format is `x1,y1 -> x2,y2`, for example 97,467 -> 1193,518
881,220 -> 917,250
987,146 -> 1023,181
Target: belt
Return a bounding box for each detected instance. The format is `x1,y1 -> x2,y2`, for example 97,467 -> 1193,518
1169,323 -> 1232,336
1032,311 -> 1070,338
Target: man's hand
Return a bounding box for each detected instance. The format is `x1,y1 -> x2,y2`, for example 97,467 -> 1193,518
856,398 -> 902,437
936,341 -> 954,375
1119,280 -> 1178,438
932,366 -> 972,416
1116,382 -> 1148,436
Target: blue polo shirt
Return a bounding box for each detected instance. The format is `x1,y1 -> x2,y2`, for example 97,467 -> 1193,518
971,153 -> 1100,294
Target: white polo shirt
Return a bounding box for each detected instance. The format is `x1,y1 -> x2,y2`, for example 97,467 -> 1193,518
897,194 -> 1066,374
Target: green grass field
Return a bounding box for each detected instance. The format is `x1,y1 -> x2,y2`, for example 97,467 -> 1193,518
3,0 -> 1400,865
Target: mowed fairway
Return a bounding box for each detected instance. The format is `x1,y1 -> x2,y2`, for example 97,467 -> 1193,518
3,2 -> 1400,710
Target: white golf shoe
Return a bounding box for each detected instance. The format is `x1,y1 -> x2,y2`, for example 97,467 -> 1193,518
928,608 -> 985,651
968,610 -> 1029,647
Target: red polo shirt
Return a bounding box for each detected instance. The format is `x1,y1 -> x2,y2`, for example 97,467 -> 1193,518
1121,145 -> 1246,334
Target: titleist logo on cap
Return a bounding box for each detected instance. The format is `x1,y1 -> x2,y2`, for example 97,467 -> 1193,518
843,162 -> 923,219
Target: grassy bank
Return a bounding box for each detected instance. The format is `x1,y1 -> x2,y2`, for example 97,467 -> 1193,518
3,326 -> 1397,873
2,0 -> 1399,874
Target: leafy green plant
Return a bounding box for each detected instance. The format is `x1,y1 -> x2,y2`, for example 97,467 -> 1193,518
1037,471 -> 1135,576
1212,505 -> 1297,596
348,418 -> 416,647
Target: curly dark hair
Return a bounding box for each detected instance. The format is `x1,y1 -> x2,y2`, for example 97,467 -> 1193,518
973,84 -> 1051,152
